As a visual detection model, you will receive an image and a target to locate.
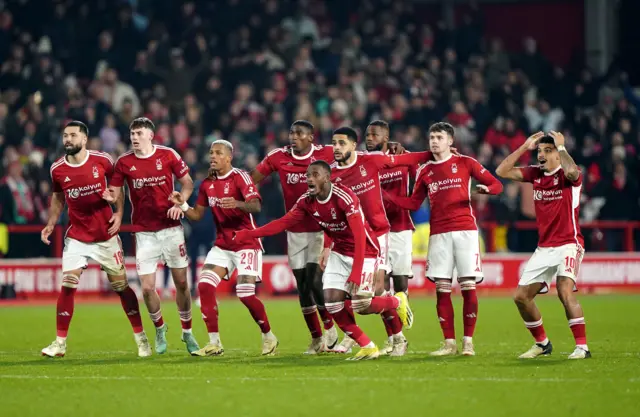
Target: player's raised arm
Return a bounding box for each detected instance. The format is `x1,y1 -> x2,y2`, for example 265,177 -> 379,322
382,166 -> 429,211
496,131 -> 545,181
548,131 -> 580,182
250,151 -> 276,185
235,204 -> 308,242
468,158 -> 503,195
374,150 -> 434,169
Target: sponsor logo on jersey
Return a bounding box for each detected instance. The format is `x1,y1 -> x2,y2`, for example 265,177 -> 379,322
286,172 -> 306,184
533,189 -> 563,201
379,169 -> 403,184
132,175 -> 167,189
67,183 -> 102,199
350,178 -> 375,194
427,177 -> 462,194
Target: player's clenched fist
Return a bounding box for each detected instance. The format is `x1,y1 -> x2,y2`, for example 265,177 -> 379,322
41,224 -> 54,245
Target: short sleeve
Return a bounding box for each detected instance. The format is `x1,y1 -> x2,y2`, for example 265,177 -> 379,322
170,150 -> 189,179
255,152 -> 276,177
237,172 -> 262,201
196,181 -> 208,207
567,170 -> 583,186
337,189 -> 361,218
101,154 -> 115,182
51,171 -> 62,193
520,166 -> 539,183
110,158 -> 125,187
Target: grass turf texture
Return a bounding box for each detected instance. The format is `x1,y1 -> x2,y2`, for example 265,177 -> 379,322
0,295 -> 638,417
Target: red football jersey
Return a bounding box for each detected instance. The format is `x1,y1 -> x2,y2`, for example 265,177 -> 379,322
521,165 -> 584,247
412,155 -> 503,235
111,145 -> 190,233
196,168 -> 262,252
379,153 -> 417,232
331,151 -> 432,236
50,151 -> 116,243
255,144 -> 334,233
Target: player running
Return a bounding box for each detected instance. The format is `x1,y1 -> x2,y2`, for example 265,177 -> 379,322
41,121 -> 150,358
365,120 -> 417,354
104,117 -> 200,355
234,161 -> 412,360
327,126 -> 432,354
168,140 -> 278,356
250,120 -> 338,354
496,131 -> 590,359
386,122 -> 503,356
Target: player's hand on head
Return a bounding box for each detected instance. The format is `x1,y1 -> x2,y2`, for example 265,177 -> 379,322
41,224 -> 54,245
108,213 -> 122,235
168,191 -> 184,205
549,131 -> 565,147
167,206 -> 184,220
220,197 -> 237,209
525,131 -> 545,150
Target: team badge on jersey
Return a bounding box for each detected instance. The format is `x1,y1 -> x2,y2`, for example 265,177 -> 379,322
310,157 -> 316,162
331,207 -> 337,219
224,182 -> 230,194
553,176 -> 559,185
92,165 -> 99,178
360,165 -> 367,177
451,163 -> 458,173
156,159 -> 162,170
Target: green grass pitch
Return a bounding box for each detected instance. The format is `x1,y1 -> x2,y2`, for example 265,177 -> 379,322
0,295 -> 638,417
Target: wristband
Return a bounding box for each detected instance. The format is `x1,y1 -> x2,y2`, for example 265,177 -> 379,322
557,145 -> 566,152
179,202 -> 190,212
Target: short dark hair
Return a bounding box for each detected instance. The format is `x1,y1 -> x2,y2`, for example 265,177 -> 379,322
292,119 -> 314,131
310,160 -> 331,175
539,135 -> 555,146
368,120 -> 389,131
129,117 -> 156,132
65,120 -> 89,137
429,122 -> 455,138
333,126 -> 358,143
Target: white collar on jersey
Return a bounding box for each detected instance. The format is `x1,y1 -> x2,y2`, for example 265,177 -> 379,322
215,168 -> 234,180
427,153 -> 453,165
291,146 -> 315,160
133,145 -> 157,159
64,151 -> 90,167
335,152 -> 358,170
317,184 -> 333,204
544,165 -> 562,176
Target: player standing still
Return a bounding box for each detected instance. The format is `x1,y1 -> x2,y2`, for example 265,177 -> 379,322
104,117 -> 199,355
365,120 -> 417,354
387,122 -> 503,356
496,131 -> 591,359
41,121 -> 150,357
169,140 -> 278,356
235,161 -> 412,360
251,120 -> 338,354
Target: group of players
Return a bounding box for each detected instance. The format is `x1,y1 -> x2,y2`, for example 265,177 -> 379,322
40,116 -> 591,361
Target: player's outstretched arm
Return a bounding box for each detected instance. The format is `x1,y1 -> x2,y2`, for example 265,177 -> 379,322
496,131 -> 545,181
220,197 -> 261,213
548,131 -> 580,182
470,159 -> 503,195
235,206 -> 307,242
41,192 -> 65,245
377,151 -> 434,169
169,191 -> 206,221
250,169 -> 267,185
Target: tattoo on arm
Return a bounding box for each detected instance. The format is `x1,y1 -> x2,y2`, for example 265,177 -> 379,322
559,150 -> 579,181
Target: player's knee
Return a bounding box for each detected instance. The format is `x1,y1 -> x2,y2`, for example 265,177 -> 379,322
110,280 -> 128,293
173,277 -> 188,291
61,274 -> 80,289
513,289 -> 530,306
236,282 -> 256,299
351,298 -> 372,314
435,280 -> 452,293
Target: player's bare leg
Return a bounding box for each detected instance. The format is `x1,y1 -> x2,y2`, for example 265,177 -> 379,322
514,283 -> 553,358
431,279 -> 458,356
171,267 -> 200,354
459,277 -> 478,356
139,273 -> 167,354
557,277 -> 590,359
193,265 -> 225,357
308,262 -> 338,351
41,269 -> 83,357
236,275 -> 278,355
293,267 -> 324,354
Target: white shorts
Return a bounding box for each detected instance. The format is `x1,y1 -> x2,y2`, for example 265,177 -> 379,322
204,246 -> 262,281
426,230 -> 483,282
388,230 -> 413,277
377,233 -> 390,272
135,226 -> 188,275
287,231 -> 324,270
62,235 -> 125,276
519,244 -> 584,293
323,252 -> 377,296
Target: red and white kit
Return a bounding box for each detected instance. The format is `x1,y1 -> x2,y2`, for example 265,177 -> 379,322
379,156 -> 417,277
411,154 -> 502,280
50,151 -> 124,275
255,145 -> 333,269
331,151 -> 432,272
519,165 -> 585,292
111,145 -> 190,274
197,169 -> 263,279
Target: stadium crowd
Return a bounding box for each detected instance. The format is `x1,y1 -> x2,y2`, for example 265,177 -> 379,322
0,0 -> 639,258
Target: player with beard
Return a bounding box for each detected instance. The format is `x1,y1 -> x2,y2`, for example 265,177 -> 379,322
385,122 -> 502,356
234,161 -> 412,360
41,121 -> 150,357
496,132 -> 590,359
250,120 -> 338,354
327,126 -> 434,355
169,140 -> 278,356
365,120 -> 417,354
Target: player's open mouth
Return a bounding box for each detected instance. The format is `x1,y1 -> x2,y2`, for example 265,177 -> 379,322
308,184 -> 316,191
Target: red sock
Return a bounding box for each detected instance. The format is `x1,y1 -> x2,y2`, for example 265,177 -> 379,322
461,282 -> 478,338
366,296 -> 399,313
117,286 -> 144,334
344,299 -> 356,322
382,315 -> 394,337
382,310 -> 403,335
317,306 -> 334,330
326,302 -> 371,347
436,289 -> 455,339
149,309 -> 164,328
568,317 -> 587,345
524,319 -> 548,343
301,306 -> 323,339
198,280 -> 219,333
237,284 -> 271,333
179,310 -> 192,331
56,286 -> 76,338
